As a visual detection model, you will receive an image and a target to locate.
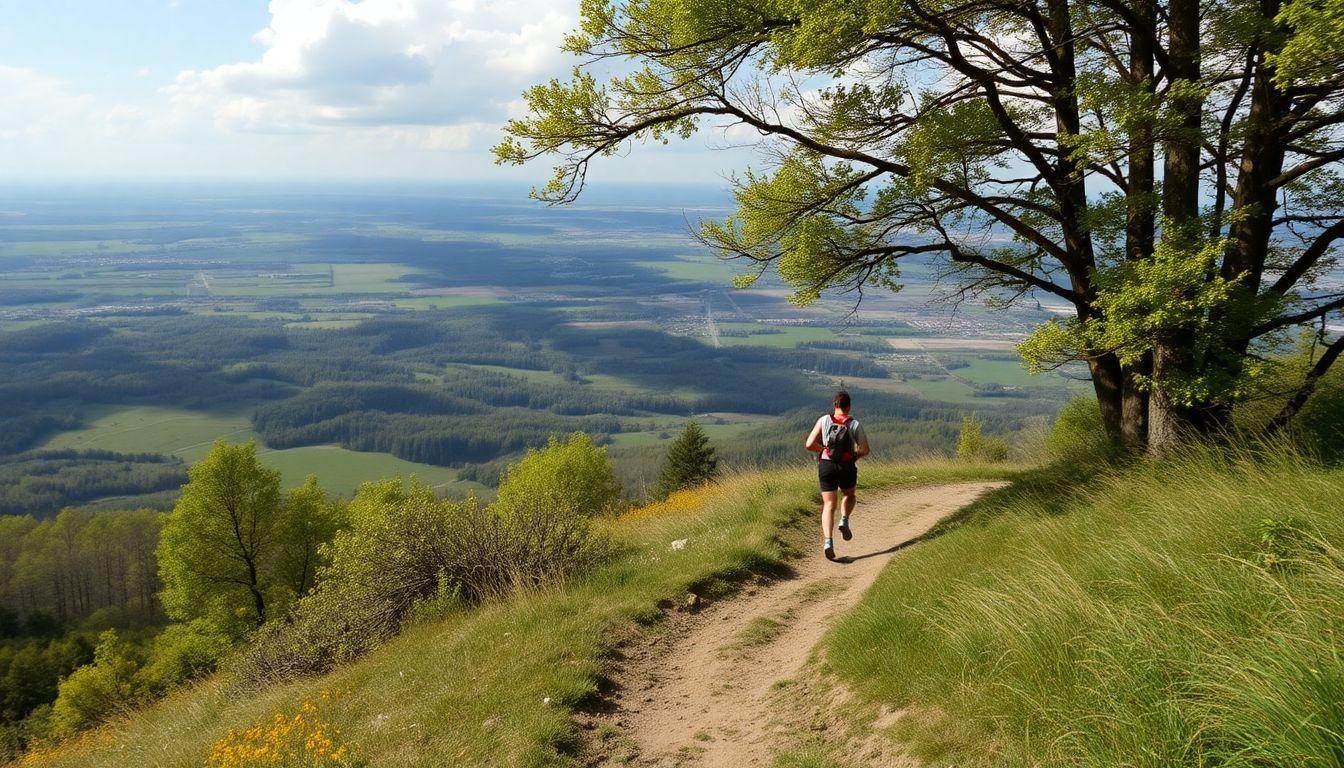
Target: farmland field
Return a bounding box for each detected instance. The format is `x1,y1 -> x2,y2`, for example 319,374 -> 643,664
0,183 -> 1080,511
40,405 -> 473,494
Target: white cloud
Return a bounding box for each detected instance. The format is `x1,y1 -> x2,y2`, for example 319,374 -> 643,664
169,0 -> 575,133
0,2 -> 749,181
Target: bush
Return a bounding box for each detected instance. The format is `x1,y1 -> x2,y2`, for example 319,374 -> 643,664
47,631 -> 141,738
1045,397 -> 1114,461
137,619 -> 232,694
956,414 -> 1010,463
495,432 -> 622,517
235,471 -> 613,686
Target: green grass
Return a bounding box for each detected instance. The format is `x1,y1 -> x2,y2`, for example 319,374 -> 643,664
31,460 -> 1008,767
39,405 -> 474,495
817,445 -> 1344,767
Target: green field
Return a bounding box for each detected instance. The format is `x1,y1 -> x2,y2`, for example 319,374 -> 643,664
636,254 -> 739,283
715,322 -> 848,348
40,405 -> 473,495
605,414 -> 768,448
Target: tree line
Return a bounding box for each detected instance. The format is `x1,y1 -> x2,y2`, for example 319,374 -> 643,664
0,451 -> 186,518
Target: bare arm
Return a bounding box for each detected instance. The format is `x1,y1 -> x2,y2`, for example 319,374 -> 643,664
805,420 -> 824,453
856,426 -> 871,459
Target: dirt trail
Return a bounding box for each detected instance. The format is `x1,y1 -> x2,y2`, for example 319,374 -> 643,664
592,481 -> 1005,767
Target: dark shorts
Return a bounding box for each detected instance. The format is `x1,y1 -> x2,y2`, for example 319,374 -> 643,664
818,459 -> 858,492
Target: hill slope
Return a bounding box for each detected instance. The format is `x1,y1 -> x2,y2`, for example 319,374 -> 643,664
810,447 -> 1344,767
22,461 -> 1005,767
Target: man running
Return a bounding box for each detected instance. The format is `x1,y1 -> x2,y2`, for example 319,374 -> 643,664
805,390 -> 870,560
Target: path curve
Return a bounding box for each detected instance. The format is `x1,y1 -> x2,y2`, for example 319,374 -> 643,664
592,481 -> 1005,767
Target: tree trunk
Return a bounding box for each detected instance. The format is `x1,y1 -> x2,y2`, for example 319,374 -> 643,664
1090,353 -> 1126,443
1148,342 -> 1186,454
1121,354 -> 1151,451
1120,0 -> 1157,454
1149,0 -> 1203,454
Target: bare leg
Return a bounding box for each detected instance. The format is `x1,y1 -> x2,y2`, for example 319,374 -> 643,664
840,487 -> 857,520
820,490 -> 838,541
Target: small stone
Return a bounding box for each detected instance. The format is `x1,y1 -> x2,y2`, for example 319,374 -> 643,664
482,718 -> 497,730
685,593 -> 702,611
543,697 -> 552,705
670,538 -> 688,551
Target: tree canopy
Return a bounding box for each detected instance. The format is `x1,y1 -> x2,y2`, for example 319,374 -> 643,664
656,421 -> 720,497
156,442 -> 285,632
498,0 -> 1344,453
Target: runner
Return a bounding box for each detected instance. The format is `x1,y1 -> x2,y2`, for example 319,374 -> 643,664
804,390 -> 870,560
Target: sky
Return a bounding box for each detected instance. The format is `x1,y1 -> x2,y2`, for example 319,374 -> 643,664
0,0 -> 748,183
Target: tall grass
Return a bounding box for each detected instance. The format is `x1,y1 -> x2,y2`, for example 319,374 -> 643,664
828,444 -> 1344,766
25,460 -> 1008,768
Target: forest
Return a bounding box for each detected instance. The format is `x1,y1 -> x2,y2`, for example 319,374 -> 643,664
0,305 -> 1021,512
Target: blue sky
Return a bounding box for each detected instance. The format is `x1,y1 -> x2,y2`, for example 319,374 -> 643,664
0,1 -> 745,182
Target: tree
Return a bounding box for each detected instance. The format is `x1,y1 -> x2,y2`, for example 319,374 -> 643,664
156,442 -> 283,632
956,413 -> 1010,461
274,476 -> 346,600
498,0 -> 1344,455
495,432 -> 622,517
656,421 -> 720,497
47,631 -> 140,738
956,414 -> 987,461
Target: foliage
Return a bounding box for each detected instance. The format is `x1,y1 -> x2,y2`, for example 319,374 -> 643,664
0,508 -> 162,630
495,433 -> 622,518
47,631 -> 141,739
654,421 -> 720,498
135,618 -> 233,694
499,0 -> 1344,453
0,635 -> 93,755
1270,0 -> 1344,86
828,445 -> 1344,767
274,478 -> 346,600
157,442 -> 286,633
1234,344 -> 1344,463
956,414 -> 1009,463
237,466 -> 613,686
1045,397 -> 1117,462
0,450 -> 185,518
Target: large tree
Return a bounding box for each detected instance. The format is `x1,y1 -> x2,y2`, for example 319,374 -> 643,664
498,0 -> 1344,454
157,442 -> 284,631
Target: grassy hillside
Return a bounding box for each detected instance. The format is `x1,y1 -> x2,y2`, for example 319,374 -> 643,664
819,446 -> 1344,767
21,460 -> 1006,768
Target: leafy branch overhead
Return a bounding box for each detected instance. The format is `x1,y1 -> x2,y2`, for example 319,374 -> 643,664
499,0 -> 1344,454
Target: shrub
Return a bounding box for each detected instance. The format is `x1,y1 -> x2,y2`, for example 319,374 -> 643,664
495,432 -> 622,517
137,619 -> 232,694
1045,397 -> 1114,461
235,472 -> 612,686
956,414 -> 1010,463
47,632 -> 141,738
